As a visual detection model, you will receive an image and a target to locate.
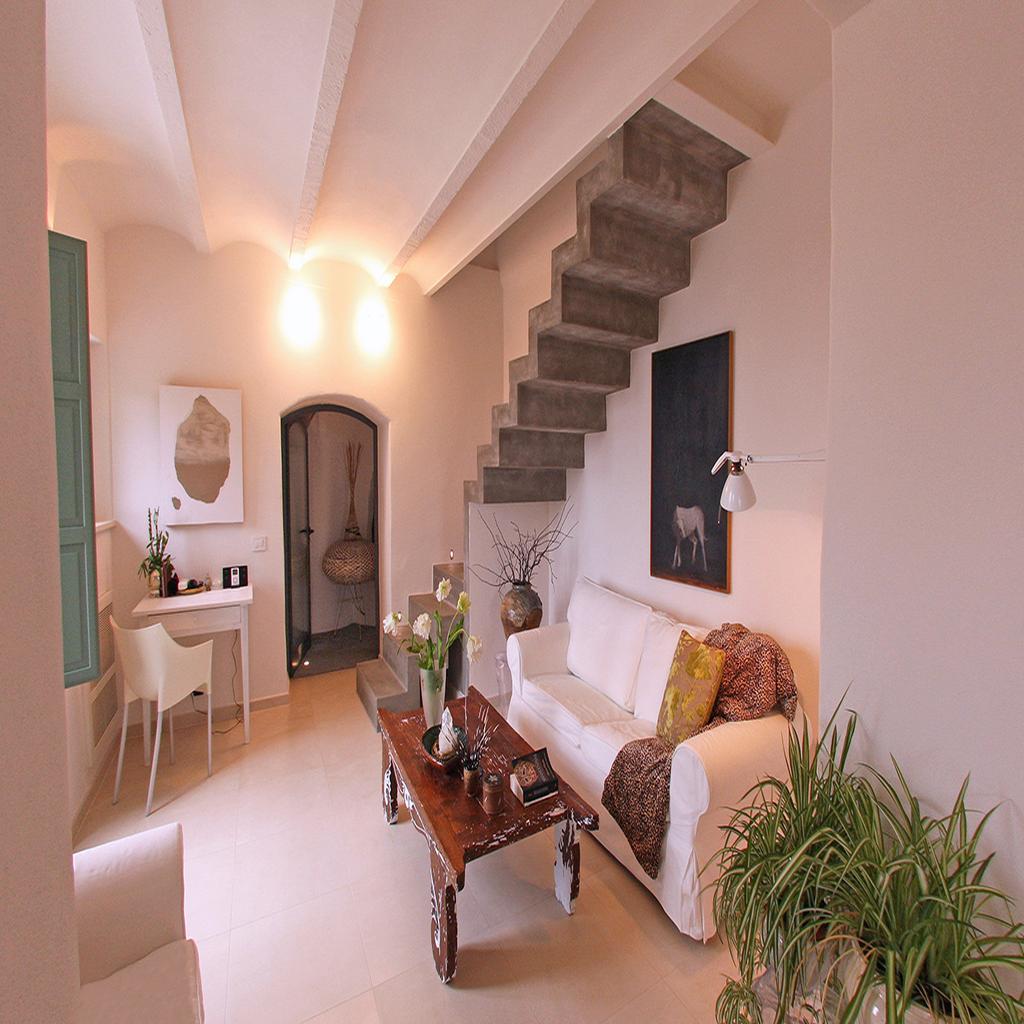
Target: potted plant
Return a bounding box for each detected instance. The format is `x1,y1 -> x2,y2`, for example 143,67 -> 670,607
713,711 -> 1024,1023
472,505 -> 574,638
137,507 -> 172,597
382,578 -> 482,728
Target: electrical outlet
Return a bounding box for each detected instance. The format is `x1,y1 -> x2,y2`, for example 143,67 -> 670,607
251,535 -> 268,552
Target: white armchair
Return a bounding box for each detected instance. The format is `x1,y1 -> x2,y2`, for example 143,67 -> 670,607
74,823 -> 204,1023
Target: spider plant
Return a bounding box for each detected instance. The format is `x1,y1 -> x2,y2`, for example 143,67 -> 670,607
713,710 -> 1024,1024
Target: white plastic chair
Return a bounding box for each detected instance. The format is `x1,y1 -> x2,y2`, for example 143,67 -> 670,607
112,621 -> 214,815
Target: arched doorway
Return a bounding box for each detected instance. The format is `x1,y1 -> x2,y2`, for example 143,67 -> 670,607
281,403 -> 379,677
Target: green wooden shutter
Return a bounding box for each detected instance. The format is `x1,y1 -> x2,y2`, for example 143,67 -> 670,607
49,231 -> 100,687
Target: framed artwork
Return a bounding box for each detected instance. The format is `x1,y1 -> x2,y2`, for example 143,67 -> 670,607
159,385 -> 243,524
650,332 -> 732,592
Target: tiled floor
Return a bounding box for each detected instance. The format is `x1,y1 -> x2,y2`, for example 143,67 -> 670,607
75,670 -> 736,1024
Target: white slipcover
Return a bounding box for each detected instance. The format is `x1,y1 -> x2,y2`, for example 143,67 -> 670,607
566,577 -> 651,710
73,823 -> 203,1022
507,581 -> 795,941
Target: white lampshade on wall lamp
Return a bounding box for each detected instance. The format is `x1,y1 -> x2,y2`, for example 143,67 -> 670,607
711,450 -> 826,512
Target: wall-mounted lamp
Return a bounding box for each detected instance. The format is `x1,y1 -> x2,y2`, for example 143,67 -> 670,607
711,449 -> 826,512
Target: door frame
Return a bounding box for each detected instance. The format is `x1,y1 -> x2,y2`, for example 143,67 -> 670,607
280,403 -> 380,678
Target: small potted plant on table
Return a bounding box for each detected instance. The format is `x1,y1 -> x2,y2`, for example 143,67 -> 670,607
137,507 -> 172,597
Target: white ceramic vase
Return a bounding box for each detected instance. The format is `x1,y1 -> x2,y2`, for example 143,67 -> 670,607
420,665 -> 447,728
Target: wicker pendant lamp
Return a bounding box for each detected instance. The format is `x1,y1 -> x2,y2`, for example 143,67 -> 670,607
322,442 -> 375,585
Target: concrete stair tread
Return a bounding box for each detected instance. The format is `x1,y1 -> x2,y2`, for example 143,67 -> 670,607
357,658 -> 405,698
408,592 -> 458,620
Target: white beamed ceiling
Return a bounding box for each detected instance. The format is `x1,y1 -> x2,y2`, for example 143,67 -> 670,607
46,0 -> 799,290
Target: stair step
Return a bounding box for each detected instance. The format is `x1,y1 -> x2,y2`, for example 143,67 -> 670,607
480,466 -> 566,503
558,275 -> 659,347
515,380 -> 606,433
498,427 -> 585,469
627,99 -> 747,174
432,562 -> 465,596
534,334 -> 631,392
408,592 -> 458,623
356,657 -> 418,729
570,200 -> 691,297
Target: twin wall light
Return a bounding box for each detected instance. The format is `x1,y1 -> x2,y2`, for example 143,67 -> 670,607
279,281 -> 392,358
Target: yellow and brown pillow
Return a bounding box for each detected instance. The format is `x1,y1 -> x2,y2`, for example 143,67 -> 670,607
656,631 -> 726,746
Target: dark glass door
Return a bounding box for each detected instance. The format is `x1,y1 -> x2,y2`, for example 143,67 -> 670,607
282,415 -> 312,674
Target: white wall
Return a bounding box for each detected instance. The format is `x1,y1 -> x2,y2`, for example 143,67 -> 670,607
105,227 -> 503,709
822,0 -> 1024,899
549,79 -> 832,722
0,3 -> 80,1019
308,410 -> 376,634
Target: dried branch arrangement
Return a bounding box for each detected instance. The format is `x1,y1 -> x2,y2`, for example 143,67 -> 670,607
461,695 -> 500,770
471,504 -> 575,592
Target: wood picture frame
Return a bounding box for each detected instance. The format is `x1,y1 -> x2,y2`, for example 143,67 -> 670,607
650,331 -> 732,592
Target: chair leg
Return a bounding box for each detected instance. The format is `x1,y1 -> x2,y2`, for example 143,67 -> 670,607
206,688 -> 213,777
168,708 -> 176,765
113,704 -> 130,804
146,709 -> 164,816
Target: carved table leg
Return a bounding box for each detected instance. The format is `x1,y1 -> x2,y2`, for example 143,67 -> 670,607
382,744 -> 398,825
554,816 -> 580,914
429,847 -> 458,983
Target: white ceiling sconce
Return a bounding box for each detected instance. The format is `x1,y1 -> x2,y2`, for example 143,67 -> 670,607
711,450 -> 826,512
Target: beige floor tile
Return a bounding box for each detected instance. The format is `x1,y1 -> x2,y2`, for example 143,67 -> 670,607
663,937 -> 738,1022
601,978 -> 702,1024
372,957 -> 534,1024
185,845 -> 236,940
226,889 -> 371,1024
196,931 -> 230,1024
303,989 -> 381,1023
234,766 -> 333,844
350,854 -> 493,988
485,873 -> 662,1024
231,817 -> 349,928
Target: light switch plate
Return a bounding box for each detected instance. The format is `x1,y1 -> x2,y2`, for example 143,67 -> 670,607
251,535 -> 268,552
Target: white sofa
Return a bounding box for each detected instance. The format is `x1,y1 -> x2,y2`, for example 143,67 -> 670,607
507,577 -> 794,941
74,823 -> 204,1023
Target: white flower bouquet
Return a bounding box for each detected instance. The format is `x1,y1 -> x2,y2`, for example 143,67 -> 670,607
382,577 -> 482,676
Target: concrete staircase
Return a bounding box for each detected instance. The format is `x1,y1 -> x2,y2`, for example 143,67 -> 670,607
465,99 -> 746,505
356,561 -> 466,727
357,101 -> 745,726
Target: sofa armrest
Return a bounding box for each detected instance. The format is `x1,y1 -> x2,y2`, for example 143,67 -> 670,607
671,713 -> 793,823
74,823 -> 187,984
506,622 -> 570,697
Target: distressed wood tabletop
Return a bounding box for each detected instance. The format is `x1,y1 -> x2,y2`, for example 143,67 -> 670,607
378,685 -> 599,982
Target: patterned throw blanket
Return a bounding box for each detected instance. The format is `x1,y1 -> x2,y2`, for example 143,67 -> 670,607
602,625 -> 796,879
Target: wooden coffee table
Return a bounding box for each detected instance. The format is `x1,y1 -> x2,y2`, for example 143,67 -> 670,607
378,686 -> 599,982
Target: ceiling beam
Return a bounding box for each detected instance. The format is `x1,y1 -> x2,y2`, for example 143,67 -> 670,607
133,0 -> 209,253
654,78 -> 774,159
405,0 -> 758,296
289,0 -> 364,268
381,0 -> 595,285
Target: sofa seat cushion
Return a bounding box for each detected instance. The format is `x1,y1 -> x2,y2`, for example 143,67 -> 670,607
76,938 -> 203,1024
566,578 -> 652,710
579,717 -> 659,777
521,672 -> 633,747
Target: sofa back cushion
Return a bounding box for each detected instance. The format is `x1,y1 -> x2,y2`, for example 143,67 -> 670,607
634,614 -> 712,724
566,578 -> 651,710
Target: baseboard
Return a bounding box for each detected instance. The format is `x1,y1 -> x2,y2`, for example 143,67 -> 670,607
124,691 -> 291,740
71,739 -> 121,841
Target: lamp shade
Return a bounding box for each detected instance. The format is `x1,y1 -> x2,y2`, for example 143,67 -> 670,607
720,468 -> 756,512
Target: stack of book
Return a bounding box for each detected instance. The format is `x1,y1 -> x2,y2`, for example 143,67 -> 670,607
510,748 -> 559,806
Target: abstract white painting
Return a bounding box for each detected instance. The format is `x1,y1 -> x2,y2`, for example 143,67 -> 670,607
159,385 -> 243,524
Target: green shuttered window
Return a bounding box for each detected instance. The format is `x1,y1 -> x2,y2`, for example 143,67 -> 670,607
50,231 -> 100,687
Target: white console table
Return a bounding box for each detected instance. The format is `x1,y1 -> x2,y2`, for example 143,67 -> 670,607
132,585 -> 253,754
